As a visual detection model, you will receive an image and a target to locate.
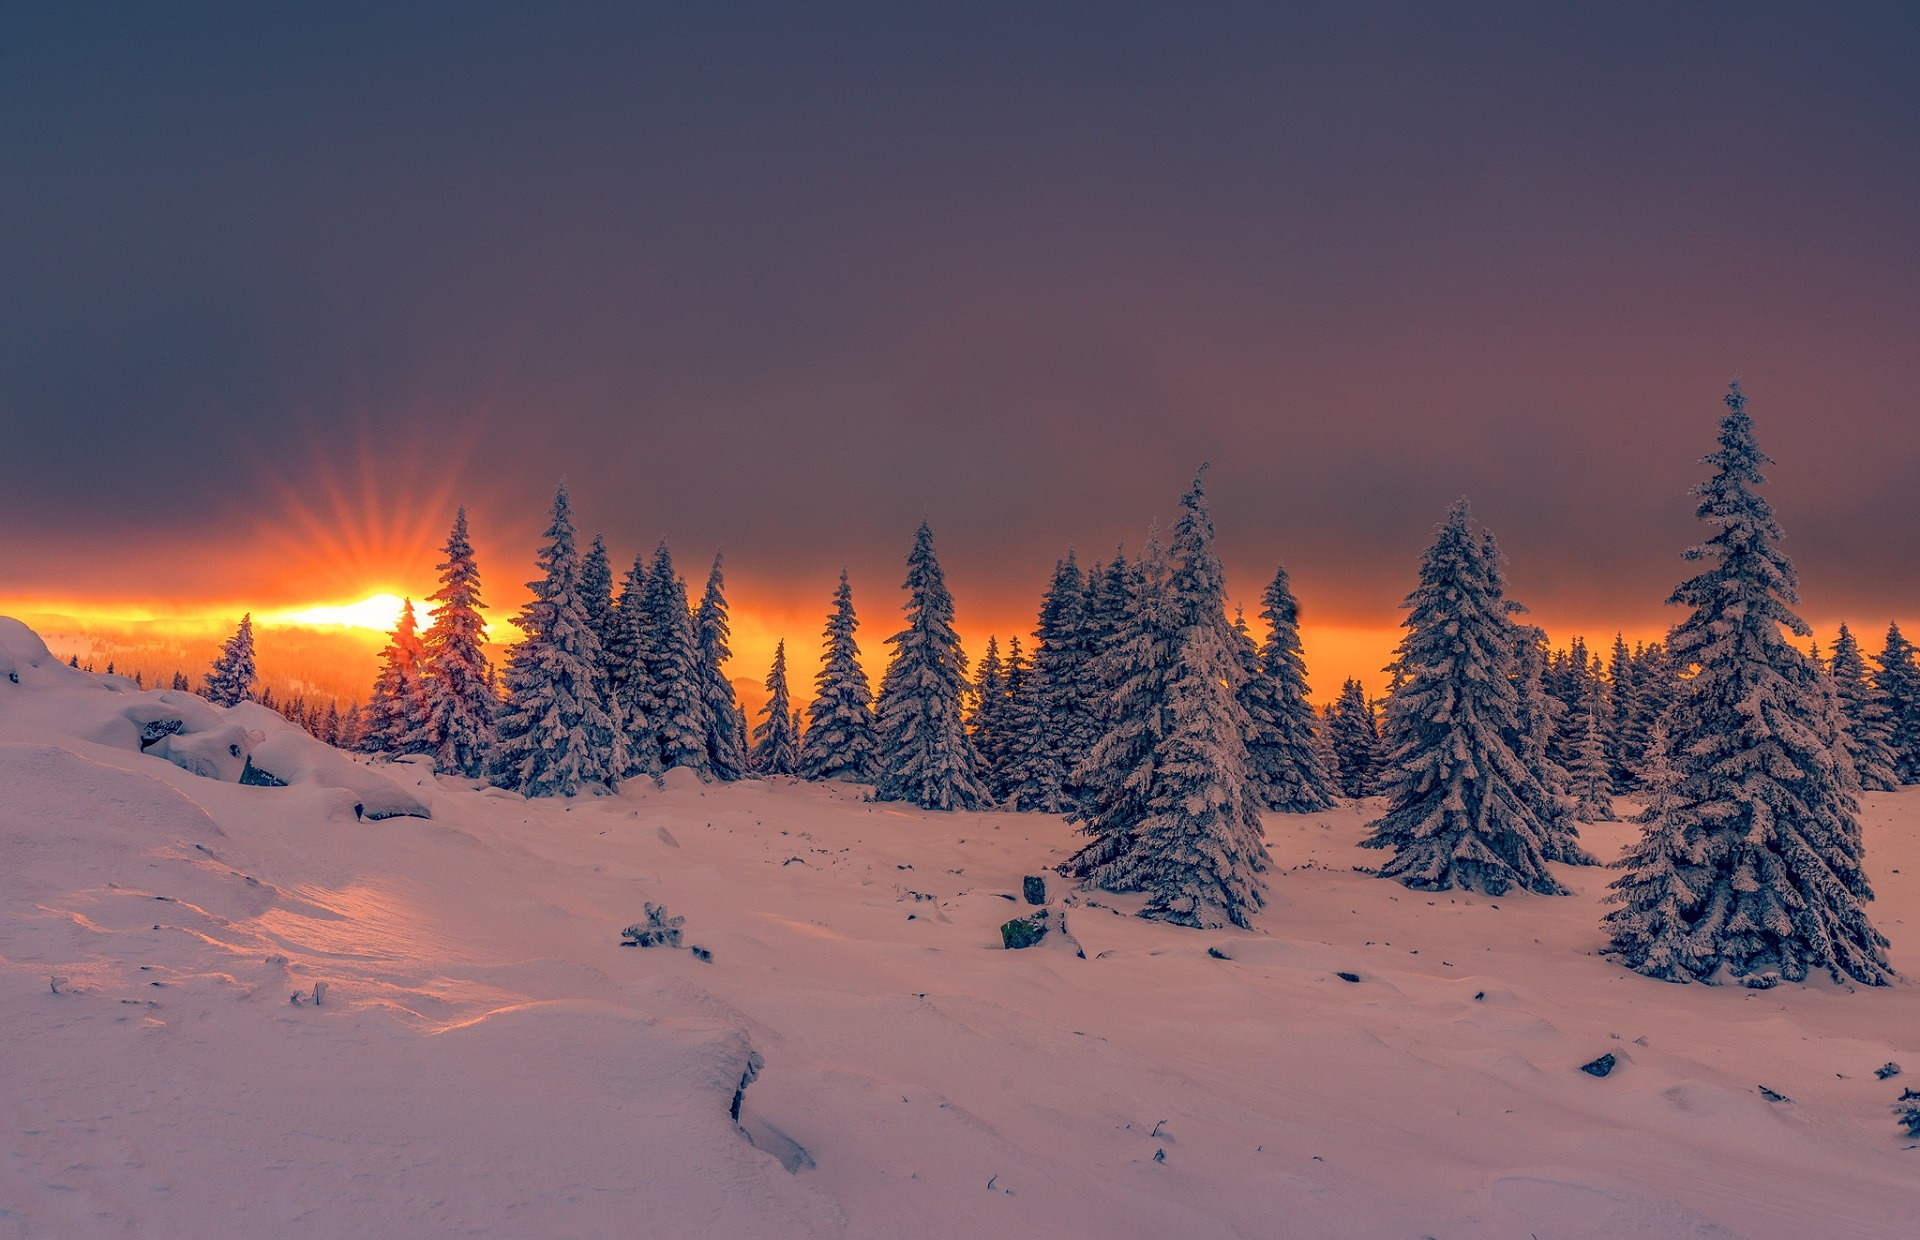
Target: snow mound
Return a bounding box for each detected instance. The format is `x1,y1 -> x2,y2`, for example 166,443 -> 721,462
0,617 -> 427,819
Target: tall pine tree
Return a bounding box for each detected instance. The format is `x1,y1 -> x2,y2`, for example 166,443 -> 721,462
751,640 -> 800,775
1361,501 -> 1569,895
966,635 -> 1010,793
1007,555 -> 1097,813
801,570 -> 880,783
873,522 -> 987,810
417,507 -> 498,778
1241,563 -> 1338,812
604,553 -> 657,777
1604,385 -> 1889,985
203,615 -> 258,706
638,542 -> 711,777
362,598 -> 430,755
694,554 -> 750,781
1873,623 -> 1920,783
1063,538 -> 1178,887
1094,473 -> 1270,928
1830,624 -> 1899,792
1326,679 -> 1380,797
492,484 -> 627,796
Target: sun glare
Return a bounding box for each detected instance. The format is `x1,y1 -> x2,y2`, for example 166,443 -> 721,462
268,594 -> 425,633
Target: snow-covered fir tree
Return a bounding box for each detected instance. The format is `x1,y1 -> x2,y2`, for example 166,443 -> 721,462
1874,623 -> 1920,783
1830,624 -> 1900,792
637,542 -> 711,777
800,570 -> 880,783
1063,538 -> 1176,886
1509,619 -> 1584,851
1604,384 -> 1890,985
694,554 -> 750,781
1568,692 -> 1617,822
750,640 -> 800,775
1360,501 -> 1570,895
873,522 -> 988,810
361,598 -> 430,756
1006,555 -> 1098,813
606,552 -> 656,777
580,535 -> 619,653
417,507 -> 498,778
203,614 -> 258,706
1604,634 -> 1642,790
994,635 -> 1049,808
491,484 -> 627,796
965,635 -> 1010,792
1240,563 -> 1338,812
1099,472 -> 1270,928
1326,679 -> 1380,797
1491,547 -> 1590,866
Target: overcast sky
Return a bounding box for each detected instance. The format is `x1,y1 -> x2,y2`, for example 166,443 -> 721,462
3,3 -> 1916,678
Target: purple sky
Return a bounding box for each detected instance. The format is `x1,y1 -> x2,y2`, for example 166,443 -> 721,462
2,3 -> 1917,687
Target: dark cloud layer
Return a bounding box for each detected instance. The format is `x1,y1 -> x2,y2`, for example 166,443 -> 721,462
3,2 -> 1917,640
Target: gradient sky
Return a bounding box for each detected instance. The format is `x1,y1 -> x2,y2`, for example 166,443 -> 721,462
3,3 -> 1918,694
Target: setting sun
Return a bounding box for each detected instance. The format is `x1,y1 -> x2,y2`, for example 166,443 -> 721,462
268,593 -> 427,633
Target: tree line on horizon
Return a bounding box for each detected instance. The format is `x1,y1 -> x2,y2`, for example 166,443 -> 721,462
180,383 -> 1914,986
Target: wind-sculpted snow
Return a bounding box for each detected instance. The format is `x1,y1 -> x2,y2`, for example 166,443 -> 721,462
4,619 -> 1919,1237
0,618 -> 428,819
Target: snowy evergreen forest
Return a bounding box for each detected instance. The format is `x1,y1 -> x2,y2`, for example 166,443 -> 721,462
200,386 -> 1913,983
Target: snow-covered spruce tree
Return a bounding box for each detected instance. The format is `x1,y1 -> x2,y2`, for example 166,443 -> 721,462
1830,624 -> 1900,792
1009,555 -> 1098,813
1492,546 -> 1590,866
751,640 -> 800,776
1509,619 -> 1584,849
694,554 -> 750,781
1874,623 -> 1920,783
638,542 -> 711,778
1326,679 -> 1380,797
606,552 -> 656,777
873,522 -> 988,810
800,570 -> 880,783
1242,563 -> 1338,812
1605,634 -> 1642,790
1604,384 -> 1890,985
1100,473 -> 1271,928
491,484 -> 627,796
1311,704 -> 1342,792
1568,692 -> 1617,822
361,598 -> 430,755
1063,538 -> 1175,885
995,635 -> 1049,808
1360,501 -> 1569,895
965,635 -> 1010,793
203,614 -> 259,706
417,507 -> 498,778
580,535 -> 619,654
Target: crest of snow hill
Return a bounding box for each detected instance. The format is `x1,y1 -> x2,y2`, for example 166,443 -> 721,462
0,617 -> 430,821
45,387 -> 1910,986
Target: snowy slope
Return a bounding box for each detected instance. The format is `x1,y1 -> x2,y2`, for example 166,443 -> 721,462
3,617 -> 1917,1238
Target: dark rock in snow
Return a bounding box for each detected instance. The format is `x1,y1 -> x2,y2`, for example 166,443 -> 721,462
1336,971 -> 1361,984
1758,1085 -> 1790,1103
1579,1053 -> 1618,1078
1875,1062 -> 1902,1080
1001,915 -> 1046,949
1023,875 -> 1047,905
